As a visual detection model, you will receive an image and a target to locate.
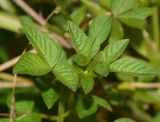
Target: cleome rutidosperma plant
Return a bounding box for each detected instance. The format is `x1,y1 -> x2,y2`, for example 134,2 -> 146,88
13,15 -> 158,122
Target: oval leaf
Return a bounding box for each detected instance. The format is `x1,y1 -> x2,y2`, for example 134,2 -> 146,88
81,73 -> 94,94
109,57 -> 158,76
13,52 -> 50,76
102,39 -> 129,65
89,15 -> 111,57
24,26 -> 66,68
67,21 -> 91,57
52,63 -> 79,92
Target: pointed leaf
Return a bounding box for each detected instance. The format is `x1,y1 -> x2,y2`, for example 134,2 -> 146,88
81,73 -> 94,94
24,26 -> 66,68
52,63 -> 79,92
70,7 -> 86,25
67,21 -> 91,57
94,63 -> 109,77
111,0 -> 139,16
110,20 -> 124,41
72,54 -> 90,66
119,7 -> 151,28
102,39 -> 129,65
13,52 -> 50,76
76,97 -> 98,119
92,95 -> 112,111
109,57 -> 158,76
89,15 -> 111,43
89,15 -> 111,57
41,88 -> 59,109
114,118 -> 136,122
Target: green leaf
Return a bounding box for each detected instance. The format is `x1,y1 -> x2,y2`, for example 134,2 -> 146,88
52,62 -> 79,92
17,113 -> 41,122
99,0 -> 112,9
80,0 -> 106,15
41,88 -> 59,109
81,73 -> 94,94
13,52 -> 50,76
20,16 -> 34,27
109,57 -> 158,76
76,96 -> 98,119
89,15 -> 112,57
90,52 -> 109,77
102,39 -> 129,65
119,7 -> 151,28
67,21 -> 91,57
0,118 -> 9,122
111,0 -> 139,16
89,15 -> 111,44
24,26 -> 66,68
72,54 -> 90,66
110,20 -> 124,41
15,100 -> 34,113
114,118 -> 136,122
92,95 -> 112,111
93,63 -> 109,77
153,112 -> 160,122
70,7 -> 86,25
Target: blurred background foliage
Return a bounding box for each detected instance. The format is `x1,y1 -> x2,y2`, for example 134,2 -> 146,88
0,0 -> 160,122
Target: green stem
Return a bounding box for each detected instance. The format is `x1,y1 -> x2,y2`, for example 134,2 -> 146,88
57,101 -> 65,122
152,6 -> 160,50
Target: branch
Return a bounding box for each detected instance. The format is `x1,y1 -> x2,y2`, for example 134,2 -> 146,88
10,73 -> 17,122
13,0 -> 72,49
0,56 -> 20,72
142,29 -> 157,51
0,81 -> 33,88
13,0 -> 46,25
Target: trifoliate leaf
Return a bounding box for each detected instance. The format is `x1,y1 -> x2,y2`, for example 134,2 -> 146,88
109,57 -> 158,76
13,52 -> 50,76
102,39 -> 129,65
